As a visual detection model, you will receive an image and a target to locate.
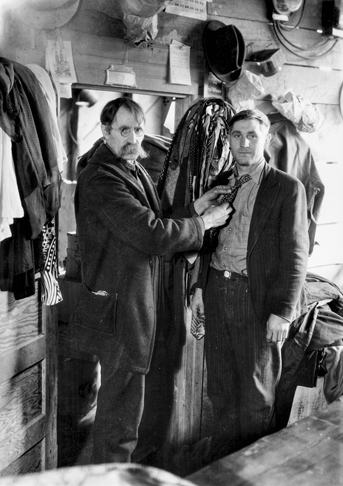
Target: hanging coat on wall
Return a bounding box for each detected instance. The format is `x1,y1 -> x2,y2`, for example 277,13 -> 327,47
0,57 -> 61,299
0,57 -> 61,237
267,112 -> 325,255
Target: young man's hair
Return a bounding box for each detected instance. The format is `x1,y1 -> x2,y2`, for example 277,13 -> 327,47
100,97 -> 146,127
229,109 -> 270,133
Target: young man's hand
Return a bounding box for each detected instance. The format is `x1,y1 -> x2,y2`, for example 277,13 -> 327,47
266,313 -> 290,344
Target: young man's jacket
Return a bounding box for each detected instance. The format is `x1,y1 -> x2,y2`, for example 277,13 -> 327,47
67,143 -> 204,374
199,163 -> 309,324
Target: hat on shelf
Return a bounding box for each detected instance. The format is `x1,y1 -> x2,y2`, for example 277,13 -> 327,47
203,21 -> 246,84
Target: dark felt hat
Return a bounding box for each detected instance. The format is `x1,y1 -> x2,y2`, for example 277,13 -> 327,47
203,21 -> 246,84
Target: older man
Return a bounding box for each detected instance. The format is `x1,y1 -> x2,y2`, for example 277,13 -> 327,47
192,109 -> 309,460
68,97 -> 232,464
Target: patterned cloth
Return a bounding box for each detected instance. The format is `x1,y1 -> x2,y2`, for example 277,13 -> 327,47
191,313 -> 206,340
157,98 -> 236,215
41,220 -> 63,305
220,173 -> 252,204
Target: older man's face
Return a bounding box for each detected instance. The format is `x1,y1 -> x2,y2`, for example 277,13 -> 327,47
229,118 -> 270,169
102,106 -> 145,161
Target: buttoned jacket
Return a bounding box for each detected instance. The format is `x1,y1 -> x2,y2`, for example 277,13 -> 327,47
202,163 -> 309,324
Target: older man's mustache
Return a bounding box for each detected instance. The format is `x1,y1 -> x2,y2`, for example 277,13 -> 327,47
120,143 -> 148,159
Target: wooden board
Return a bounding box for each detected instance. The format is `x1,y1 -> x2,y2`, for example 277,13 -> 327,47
0,283 -> 57,474
187,400 -> 343,486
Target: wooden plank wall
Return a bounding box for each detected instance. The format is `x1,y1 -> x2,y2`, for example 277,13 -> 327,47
1,0 -> 342,469
0,282 -> 58,474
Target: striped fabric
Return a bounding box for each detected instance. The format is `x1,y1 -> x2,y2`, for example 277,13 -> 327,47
41,220 -> 63,305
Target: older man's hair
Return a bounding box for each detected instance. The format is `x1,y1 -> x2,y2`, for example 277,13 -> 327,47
100,98 -> 146,127
229,109 -> 270,133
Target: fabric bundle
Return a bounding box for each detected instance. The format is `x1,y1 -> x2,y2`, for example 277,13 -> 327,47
157,98 -> 236,215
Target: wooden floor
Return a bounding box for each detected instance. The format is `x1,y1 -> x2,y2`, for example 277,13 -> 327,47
0,400 -> 340,486
57,376 -> 329,474
187,399 -> 343,486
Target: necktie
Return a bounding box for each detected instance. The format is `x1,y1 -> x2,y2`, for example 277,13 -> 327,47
221,173 -> 252,204
129,165 -> 144,190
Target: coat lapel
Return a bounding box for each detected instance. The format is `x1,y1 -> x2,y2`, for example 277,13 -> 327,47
136,162 -> 162,216
93,145 -> 162,217
248,165 -> 280,256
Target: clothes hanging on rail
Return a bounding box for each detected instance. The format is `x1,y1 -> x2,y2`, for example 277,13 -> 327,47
0,128 -> 24,241
0,57 -> 62,302
26,63 -> 67,173
0,56 -> 61,238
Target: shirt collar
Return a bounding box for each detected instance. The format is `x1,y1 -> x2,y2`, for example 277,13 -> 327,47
123,159 -> 138,172
234,157 -> 266,185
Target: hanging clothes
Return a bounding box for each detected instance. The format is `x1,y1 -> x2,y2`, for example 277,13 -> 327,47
0,128 -> 24,241
266,112 -> 325,255
26,63 -> 67,173
157,98 -> 236,216
0,57 -> 61,238
156,98 -> 236,367
0,57 -> 62,300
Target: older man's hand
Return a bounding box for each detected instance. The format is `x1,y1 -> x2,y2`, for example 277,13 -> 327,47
193,185 -> 232,215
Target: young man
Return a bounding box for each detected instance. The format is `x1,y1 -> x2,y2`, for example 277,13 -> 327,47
191,109 -> 309,460
68,97 -> 232,464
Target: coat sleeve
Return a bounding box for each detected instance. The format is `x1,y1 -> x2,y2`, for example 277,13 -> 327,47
78,167 -> 205,257
270,179 -> 309,321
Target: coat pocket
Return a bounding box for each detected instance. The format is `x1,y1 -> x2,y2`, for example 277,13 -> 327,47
70,284 -> 117,335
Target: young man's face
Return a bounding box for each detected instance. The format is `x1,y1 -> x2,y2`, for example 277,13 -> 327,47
229,118 -> 270,170
102,106 -> 145,161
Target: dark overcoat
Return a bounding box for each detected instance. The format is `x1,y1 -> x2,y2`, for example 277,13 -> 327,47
68,144 -> 204,373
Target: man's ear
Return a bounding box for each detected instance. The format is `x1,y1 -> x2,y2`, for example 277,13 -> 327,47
101,124 -> 110,141
264,133 -> 272,148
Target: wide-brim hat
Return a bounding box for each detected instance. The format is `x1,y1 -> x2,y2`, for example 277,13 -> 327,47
203,21 -> 246,84
13,0 -> 80,29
